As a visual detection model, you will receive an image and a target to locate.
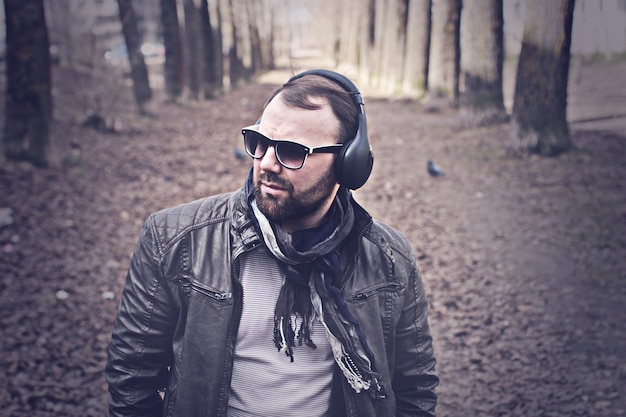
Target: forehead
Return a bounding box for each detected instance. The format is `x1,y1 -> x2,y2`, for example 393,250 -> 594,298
260,94 -> 340,145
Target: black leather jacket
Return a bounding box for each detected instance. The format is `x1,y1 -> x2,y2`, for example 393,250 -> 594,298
105,184 -> 438,416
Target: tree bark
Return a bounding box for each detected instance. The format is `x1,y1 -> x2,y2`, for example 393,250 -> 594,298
402,0 -> 431,98
183,0 -> 203,100
459,0 -> 508,126
378,0 -> 408,94
227,0 -> 245,88
262,0 -> 275,70
117,0 -> 152,113
337,0 -> 361,68
510,0 -> 575,156
246,0 -> 263,76
369,0 -> 388,88
428,0 -> 461,100
160,0 -> 184,101
201,0 -> 223,99
3,0 -> 53,167
210,0 -> 225,89
357,0 -> 376,83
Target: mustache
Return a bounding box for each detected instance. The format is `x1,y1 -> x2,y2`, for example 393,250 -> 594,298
258,172 -> 292,190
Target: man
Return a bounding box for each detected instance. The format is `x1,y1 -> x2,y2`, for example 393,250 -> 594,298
105,69 -> 438,416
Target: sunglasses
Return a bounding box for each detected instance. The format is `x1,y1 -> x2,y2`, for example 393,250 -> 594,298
241,126 -> 344,170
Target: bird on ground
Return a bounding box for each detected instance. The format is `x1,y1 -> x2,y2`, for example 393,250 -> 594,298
427,159 -> 445,177
233,146 -> 248,161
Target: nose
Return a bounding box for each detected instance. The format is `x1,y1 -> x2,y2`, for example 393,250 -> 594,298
257,144 -> 282,173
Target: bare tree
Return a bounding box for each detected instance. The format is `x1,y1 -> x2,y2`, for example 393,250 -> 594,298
336,0 -> 361,68
358,0 -> 376,83
246,0 -> 263,76
459,0 -> 508,126
402,0 -> 432,98
201,0 -> 224,98
160,0 -> 184,101
260,0 -> 275,70
3,0 -> 53,167
183,0 -> 203,100
227,0 -> 245,88
45,1 -> 98,68
510,0 -> 575,156
368,0 -> 388,88
208,0 -> 225,86
117,0 -> 152,113
427,0 -> 461,101
378,0 -> 409,93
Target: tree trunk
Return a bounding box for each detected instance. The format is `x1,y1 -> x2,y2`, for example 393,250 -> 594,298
427,0 -> 461,101
402,0 -> 431,98
183,0 -> 203,100
227,0 -> 245,88
117,0 -> 152,113
246,0 -> 263,76
459,0 -> 508,126
205,0 -> 224,96
201,0 -> 223,99
378,0 -> 408,94
262,0 -> 275,70
511,0 -> 575,156
3,0 -> 53,167
357,0 -> 376,84
160,0 -> 184,101
369,0 -> 388,88
337,0 -> 360,68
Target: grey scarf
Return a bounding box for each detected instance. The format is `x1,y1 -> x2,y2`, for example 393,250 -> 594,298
249,187 -> 386,399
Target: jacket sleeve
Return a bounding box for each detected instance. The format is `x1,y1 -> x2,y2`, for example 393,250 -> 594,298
393,258 -> 439,417
105,217 -> 177,417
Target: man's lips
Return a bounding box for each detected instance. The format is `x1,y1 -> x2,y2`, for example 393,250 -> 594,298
261,181 -> 287,195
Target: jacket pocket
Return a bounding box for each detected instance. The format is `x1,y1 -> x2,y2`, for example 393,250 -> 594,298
191,280 -> 233,301
351,282 -> 402,303
175,275 -> 233,303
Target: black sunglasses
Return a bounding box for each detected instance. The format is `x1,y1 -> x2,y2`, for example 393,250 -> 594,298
241,126 -> 344,170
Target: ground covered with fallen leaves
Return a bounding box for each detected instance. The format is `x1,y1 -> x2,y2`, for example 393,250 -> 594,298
1,60 -> 625,416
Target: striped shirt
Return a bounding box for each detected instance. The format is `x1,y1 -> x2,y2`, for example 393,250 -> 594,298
228,248 -> 334,417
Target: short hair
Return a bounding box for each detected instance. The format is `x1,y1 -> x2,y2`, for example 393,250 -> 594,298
264,74 -> 359,144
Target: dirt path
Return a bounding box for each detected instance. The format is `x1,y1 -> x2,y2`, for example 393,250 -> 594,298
358,66 -> 626,415
0,61 -> 625,416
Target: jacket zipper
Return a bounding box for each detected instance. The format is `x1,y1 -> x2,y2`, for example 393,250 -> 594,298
352,282 -> 401,301
215,246 -> 247,415
178,276 -> 232,301
337,218 -> 372,417
190,281 -> 232,300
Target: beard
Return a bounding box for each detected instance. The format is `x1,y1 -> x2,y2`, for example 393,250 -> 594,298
253,168 -> 338,223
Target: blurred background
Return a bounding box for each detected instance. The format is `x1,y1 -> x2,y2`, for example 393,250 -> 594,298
1,0 -> 624,97
1,1 -> 626,416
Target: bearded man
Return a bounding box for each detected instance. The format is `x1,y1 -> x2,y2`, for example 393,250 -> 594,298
105,69 -> 439,417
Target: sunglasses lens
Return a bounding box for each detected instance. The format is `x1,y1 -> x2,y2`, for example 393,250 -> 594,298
244,131 -> 267,158
242,129 -> 308,169
276,142 -> 307,169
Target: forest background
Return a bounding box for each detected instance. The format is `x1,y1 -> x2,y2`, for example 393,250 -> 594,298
1,0 -> 625,416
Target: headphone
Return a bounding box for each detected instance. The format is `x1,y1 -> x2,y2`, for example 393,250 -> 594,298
285,69 -> 374,190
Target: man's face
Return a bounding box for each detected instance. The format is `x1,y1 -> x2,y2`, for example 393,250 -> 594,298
252,94 -> 341,232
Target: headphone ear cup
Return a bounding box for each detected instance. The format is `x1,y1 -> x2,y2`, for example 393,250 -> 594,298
335,113 -> 373,190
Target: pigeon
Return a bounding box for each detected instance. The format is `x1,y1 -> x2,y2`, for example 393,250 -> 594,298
233,146 -> 248,161
427,159 -> 445,177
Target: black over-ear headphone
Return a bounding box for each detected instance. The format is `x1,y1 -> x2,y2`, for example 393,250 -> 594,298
287,69 -> 374,190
